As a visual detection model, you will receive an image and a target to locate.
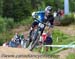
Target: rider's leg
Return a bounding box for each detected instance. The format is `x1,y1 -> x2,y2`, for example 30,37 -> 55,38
29,28 -> 33,42
40,25 -> 46,36
29,20 -> 39,44
46,36 -> 53,51
48,25 -> 54,51
44,24 -> 53,51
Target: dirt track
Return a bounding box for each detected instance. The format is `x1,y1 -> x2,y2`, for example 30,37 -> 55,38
0,46 -> 43,59
0,46 -> 37,59
0,46 -> 57,59
55,25 -> 75,36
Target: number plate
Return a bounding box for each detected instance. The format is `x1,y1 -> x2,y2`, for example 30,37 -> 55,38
38,23 -> 44,28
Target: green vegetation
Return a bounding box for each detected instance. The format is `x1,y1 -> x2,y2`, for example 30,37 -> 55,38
20,17 -> 33,26
60,13 -> 75,26
0,17 -> 13,45
0,17 -> 14,33
0,32 -> 14,45
52,29 -> 72,45
0,0 -> 75,20
0,16 -> 33,31
34,29 -> 75,54
0,16 -> 33,45
66,53 -> 75,59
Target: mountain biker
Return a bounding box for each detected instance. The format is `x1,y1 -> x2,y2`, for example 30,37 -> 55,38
29,6 -> 54,51
30,6 -> 54,38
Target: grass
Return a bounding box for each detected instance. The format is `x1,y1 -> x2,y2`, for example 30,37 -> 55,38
33,29 -> 75,55
52,29 -> 70,44
66,53 -> 75,59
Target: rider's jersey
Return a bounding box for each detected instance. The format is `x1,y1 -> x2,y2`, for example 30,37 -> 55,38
35,11 -> 45,23
32,11 -> 54,28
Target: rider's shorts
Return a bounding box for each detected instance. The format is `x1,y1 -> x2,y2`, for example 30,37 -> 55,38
45,36 -> 53,45
32,20 -> 39,28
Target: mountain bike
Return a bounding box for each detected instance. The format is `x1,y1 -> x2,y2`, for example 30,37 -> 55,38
28,22 -> 45,51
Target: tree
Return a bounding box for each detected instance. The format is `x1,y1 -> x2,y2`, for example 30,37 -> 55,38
0,0 -> 3,15
31,0 -> 42,10
69,0 -> 75,12
13,0 -> 32,21
2,0 -> 14,17
2,0 -> 32,21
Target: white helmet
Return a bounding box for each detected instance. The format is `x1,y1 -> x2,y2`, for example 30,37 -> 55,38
45,6 -> 52,13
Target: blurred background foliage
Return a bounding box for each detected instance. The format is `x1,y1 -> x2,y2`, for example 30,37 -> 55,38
0,0 -> 75,21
